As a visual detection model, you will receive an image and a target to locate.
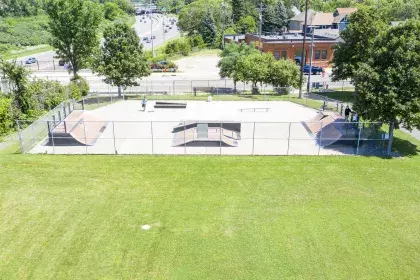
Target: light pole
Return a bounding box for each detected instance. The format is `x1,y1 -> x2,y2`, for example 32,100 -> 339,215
258,0 -> 263,53
298,0 -> 310,99
150,0 -> 155,57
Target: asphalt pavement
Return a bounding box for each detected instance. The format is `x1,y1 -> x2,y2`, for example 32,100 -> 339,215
13,13 -> 179,71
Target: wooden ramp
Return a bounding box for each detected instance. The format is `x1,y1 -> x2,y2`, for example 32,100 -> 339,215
49,110 -> 108,146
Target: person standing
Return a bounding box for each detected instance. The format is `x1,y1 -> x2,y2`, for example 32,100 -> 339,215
141,96 -> 148,111
344,106 -> 352,121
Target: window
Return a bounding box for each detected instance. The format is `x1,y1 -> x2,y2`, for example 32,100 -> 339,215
281,50 -> 288,59
314,50 -> 321,60
274,51 -> 280,60
321,50 -> 327,60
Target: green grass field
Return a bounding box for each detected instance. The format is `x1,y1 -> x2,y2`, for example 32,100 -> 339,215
1,154 -> 420,279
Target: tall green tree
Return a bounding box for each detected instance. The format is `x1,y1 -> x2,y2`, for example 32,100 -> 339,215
231,0 -> 246,22
353,20 -> 420,154
178,0 -> 232,46
237,52 -> 275,94
45,0 -> 102,77
92,22 -> 150,96
217,42 -> 258,91
267,58 -> 301,91
331,7 -> 388,82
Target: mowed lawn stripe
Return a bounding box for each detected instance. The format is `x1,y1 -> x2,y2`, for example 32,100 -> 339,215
0,155 -> 419,279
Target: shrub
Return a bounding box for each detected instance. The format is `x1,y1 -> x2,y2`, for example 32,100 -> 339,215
0,95 -> 14,137
68,76 -> 90,100
164,38 -> 191,56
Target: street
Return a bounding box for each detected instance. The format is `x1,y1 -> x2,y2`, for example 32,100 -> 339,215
13,13 -> 180,71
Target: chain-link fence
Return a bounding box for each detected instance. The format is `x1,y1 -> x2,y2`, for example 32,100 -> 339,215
17,119 -> 390,156
16,100 -> 76,153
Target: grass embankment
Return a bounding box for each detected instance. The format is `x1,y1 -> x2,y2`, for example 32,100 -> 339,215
0,14 -> 135,59
0,155 -> 419,279
314,90 -> 355,103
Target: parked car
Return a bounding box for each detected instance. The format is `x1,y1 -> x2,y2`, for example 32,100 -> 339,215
143,37 -> 148,41
58,59 -> 66,66
146,39 -> 151,43
25,57 -> 37,64
303,65 -> 324,75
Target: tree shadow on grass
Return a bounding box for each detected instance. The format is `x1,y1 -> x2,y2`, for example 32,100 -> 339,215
392,135 -> 420,157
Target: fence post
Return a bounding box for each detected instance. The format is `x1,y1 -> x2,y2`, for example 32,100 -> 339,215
16,121 -> 24,154
97,94 -> 99,108
220,122 -> 222,155
53,60 -> 55,71
37,60 -> 39,70
83,120 -> 88,155
184,121 -> 187,155
113,121 -> 117,154
51,122 -> 56,155
287,122 -> 292,155
318,122 -> 324,155
82,98 -> 85,110
252,122 -> 256,155
150,121 -> 154,155
173,81 -> 175,95
356,123 -> 363,155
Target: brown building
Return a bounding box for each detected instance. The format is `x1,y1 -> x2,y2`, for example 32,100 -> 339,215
244,31 -> 341,68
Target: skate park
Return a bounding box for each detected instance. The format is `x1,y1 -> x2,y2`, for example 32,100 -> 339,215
27,99 -> 387,156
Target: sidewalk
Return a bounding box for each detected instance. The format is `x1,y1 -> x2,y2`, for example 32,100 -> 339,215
402,128 -> 420,140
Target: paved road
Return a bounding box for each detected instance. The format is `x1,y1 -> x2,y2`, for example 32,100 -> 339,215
13,13 -> 179,71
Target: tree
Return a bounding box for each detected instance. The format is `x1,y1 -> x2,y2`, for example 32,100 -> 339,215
353,20 -> 420,154
0,59 -> 30,114
262,0 -> 288,33
103,2 -> 123,21
267,58 -> 301,92
45,0 -> 102,77
93,22 -> 150,96
231,0 -> 246,23
331,7 -> 388,82
237,52 -> 274,94
237,16 -> 257,34
178,0 -> 232,46
217,42 -> 258,91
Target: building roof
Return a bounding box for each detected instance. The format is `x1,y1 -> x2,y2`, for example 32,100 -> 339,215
290,10 -> 315,22
333,14 -> 348,24
314,29 -> 340,39
335,8 -> 357,15
246,32 -> 340,43
310,13 -> 334,26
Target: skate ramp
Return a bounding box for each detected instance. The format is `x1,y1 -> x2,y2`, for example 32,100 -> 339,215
302,112 -> 346,147
172,121 -> 241,147
49,110 -> 108,146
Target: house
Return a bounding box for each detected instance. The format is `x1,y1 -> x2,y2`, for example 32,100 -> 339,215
289,10 -> 316,31
332,8 -> 358,30
289,8 -> 357,32
244,32 -> 341,68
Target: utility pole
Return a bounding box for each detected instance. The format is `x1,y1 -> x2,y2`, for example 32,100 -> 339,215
306,27 -> 315,95
298,0 -> 309,99
221,0 -> 226,49
150,0 -> 155,57
258,0 -> 263,53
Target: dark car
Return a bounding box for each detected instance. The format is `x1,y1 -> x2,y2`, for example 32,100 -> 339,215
303,65 -> 323,75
